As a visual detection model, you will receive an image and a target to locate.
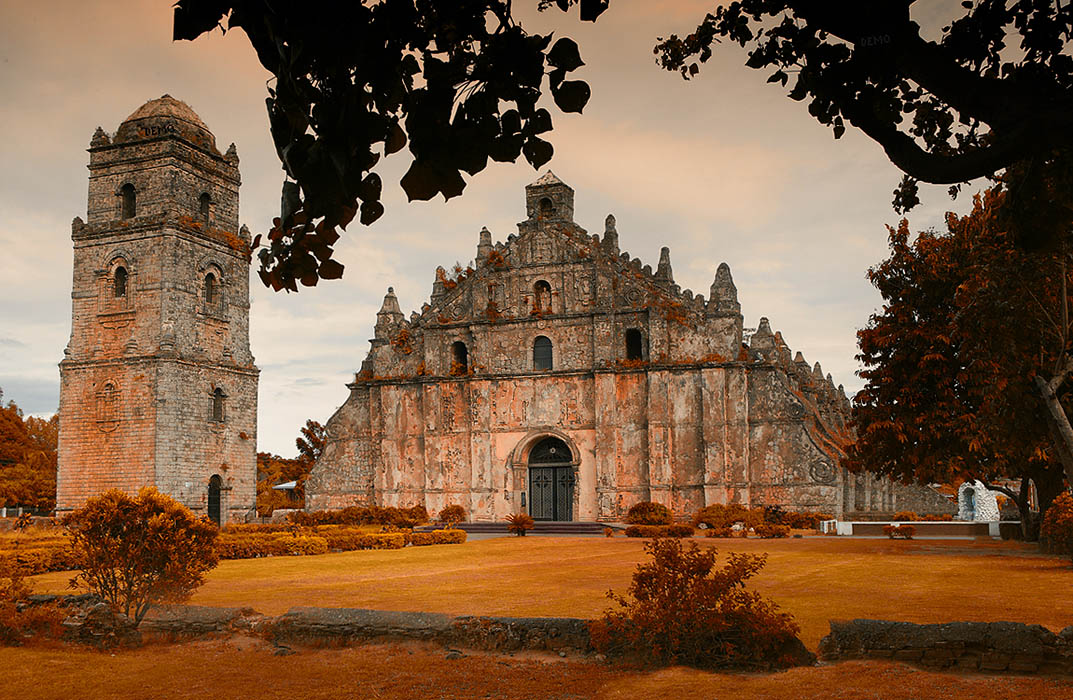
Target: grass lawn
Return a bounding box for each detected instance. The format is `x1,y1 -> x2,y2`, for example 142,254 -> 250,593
21,535 -> 1073,699
32,535 -> 1073,648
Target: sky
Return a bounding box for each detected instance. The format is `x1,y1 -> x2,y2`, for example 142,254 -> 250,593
0,0 -> 976,456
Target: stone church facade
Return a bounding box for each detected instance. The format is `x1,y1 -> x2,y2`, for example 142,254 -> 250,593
308,173 -> 938,521
56,96 -> 258,524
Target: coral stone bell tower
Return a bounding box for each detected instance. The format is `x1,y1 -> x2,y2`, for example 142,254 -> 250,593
57,95 -> 259,524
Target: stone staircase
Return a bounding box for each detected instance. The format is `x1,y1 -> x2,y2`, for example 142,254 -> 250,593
417,521 -> 622,536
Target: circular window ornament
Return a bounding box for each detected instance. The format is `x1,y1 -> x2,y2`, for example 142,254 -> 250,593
809,460 -> 838,485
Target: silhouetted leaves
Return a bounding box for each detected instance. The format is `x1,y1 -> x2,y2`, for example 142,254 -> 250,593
174,0 -> 606,291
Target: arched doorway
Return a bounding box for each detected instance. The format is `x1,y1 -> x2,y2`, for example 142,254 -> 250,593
208,474 -> 222,525
528,436 -> 574,521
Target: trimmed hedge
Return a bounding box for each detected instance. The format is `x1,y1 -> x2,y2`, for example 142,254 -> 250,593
323,531 -> 408,551
624,501 -> 674,526
0,545 -> 79,575
753,523 -> 790,539
624,524 -> 695,538
288,505 -> 429,528
410,529 -> 467,546
216,533 -> 330,559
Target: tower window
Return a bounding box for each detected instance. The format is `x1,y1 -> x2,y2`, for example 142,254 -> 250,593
199,192 -> 211,227
533,335 -> 553,371
538,197 -> 555,218
533,280 -> 552,313
120,184 -> 136,220
114,266 -> 128,298
450,341 -> 469,375
210,387 -> 226,422
204,272 -> 216,306
97,382 -> 118,422
626,328 -> 645,360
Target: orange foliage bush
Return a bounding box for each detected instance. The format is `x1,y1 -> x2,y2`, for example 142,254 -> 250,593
1040,491 -> 1073,562
693,504 -> 761,530
63,488 -> 219,626
624,501 -> 673,526
883,524 -> 916,539
410,529 -> 467,546
892,510 -> 919,521
289,505 -> 428,528
624,525 -> 694,538
589,538 -> 802,670
753,523 -> 790,539
437,505 -> 466,526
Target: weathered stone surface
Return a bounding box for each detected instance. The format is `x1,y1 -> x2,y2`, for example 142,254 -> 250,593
57,95 -> 258,524
307,174 -> 948,520
62,602 -> 140,648
140,605 -> 262,638
819,619 -> 1073,676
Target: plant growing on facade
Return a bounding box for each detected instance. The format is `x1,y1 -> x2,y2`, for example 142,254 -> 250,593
589,538 -> 804,669
63,488 -> 220,626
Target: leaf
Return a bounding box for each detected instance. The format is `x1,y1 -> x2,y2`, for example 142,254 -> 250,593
384,120 -> 406,155
319,259 -> 345,280
281,181 -> 301,223
579,0 -> 609,22
522,136 -> 554,169
552,80 -> 591,113
360,199 -> 385,225
172,0 -> 228,41
547,37 -> 584,72
528,108 -> 553,135
400,160 -> 440,201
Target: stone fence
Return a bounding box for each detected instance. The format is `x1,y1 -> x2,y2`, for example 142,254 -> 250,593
819,619 -> 1073,674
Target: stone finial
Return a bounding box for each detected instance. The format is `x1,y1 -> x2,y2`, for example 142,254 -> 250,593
431,266 -> 447,304
375,286 -> 405,339
794,351 -> 807,365
751,317 -> 776,359
774,331 -> 792,366
812,362 -> 825,383
477,226 -> 493,264
655,247 -> 674,286
90,126 -> 110,147
225,143 -> 239,164
602,214 -> 619,254
707,262 -> 741,316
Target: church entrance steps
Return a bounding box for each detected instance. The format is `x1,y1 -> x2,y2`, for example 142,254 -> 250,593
417,521 -> 622,536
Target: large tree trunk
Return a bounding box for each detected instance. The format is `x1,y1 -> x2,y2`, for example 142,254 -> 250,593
1034,372 -> 1073,488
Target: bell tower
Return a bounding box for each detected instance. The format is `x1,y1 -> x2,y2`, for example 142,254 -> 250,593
57,95 -> 259,524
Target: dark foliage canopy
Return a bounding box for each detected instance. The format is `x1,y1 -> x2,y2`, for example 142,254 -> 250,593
655,0 -> 1073,244
174,0 -> 608,291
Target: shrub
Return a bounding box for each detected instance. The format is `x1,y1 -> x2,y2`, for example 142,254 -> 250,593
892,510 -> 919,521
63,488 -> 219,626
762,505 -> 786,525
1041,491 -> 1073,562
288,505 -> 430,528
921,513 -> 955,521
589,538 -> 803,670
753,523 -> 790,539
624,501 -> 673,526
505,513 -> 534,536
693,504 -> 761,530
437,504 -> 466,526
781,511 -> 835,529
704,527 -> 735,538
883,524 -> 916,539
604,527 -> 615,538
624,525 -> 694,538
410,529 -> 467,546
0,556 -> 64,646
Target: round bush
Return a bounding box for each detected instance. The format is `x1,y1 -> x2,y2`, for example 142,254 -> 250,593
1041,491 -> 1073,561
624,501 -> 673,525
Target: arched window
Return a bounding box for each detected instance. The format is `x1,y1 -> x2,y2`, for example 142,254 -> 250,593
625,328 -> 644,360
199,192 -> 211,227
113,266 -> 128,298
120,184 -> 136,220
533,335 -> 553,371
450,341 -> 469,375
210,387 -> 226,422
97,382 -> 118,422
207,475 -> 222,525
533,280 -> 552,313
539,197 -> 555,218
204,272 -> 216,306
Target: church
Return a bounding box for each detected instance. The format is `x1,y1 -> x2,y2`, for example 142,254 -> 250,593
307,173 -> 929,521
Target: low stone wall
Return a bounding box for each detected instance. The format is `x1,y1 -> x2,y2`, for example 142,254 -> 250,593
263,607 -> 591,654
819,619 -> 1073,674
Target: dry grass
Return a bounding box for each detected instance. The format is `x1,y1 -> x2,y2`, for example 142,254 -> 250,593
3,640 -> 1072,700
31,535 -> 1073,648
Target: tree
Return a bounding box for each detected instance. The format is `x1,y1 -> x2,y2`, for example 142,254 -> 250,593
296,419 -> 327,466
63,488 -> 219,626
0,390 -> 56,511
173,0 -> 608,291
255,452 -> 309,516
845,182 -> 1069,539
656,1 -> 1073,244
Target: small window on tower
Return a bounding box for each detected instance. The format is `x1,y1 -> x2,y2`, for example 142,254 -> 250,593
538,197 -> 555,218
210,387 -> 226,422
120,184 -> 136,220
114,267 -> 128,298
204,272 -> 216,306
626,328 -> 644,361
199,192 -> 211,227
533,335 -> 553,371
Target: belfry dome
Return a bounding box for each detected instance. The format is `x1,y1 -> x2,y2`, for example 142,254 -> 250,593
113,94 -> 218,153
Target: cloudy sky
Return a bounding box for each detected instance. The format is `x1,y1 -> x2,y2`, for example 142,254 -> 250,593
0,1 -> 973,456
